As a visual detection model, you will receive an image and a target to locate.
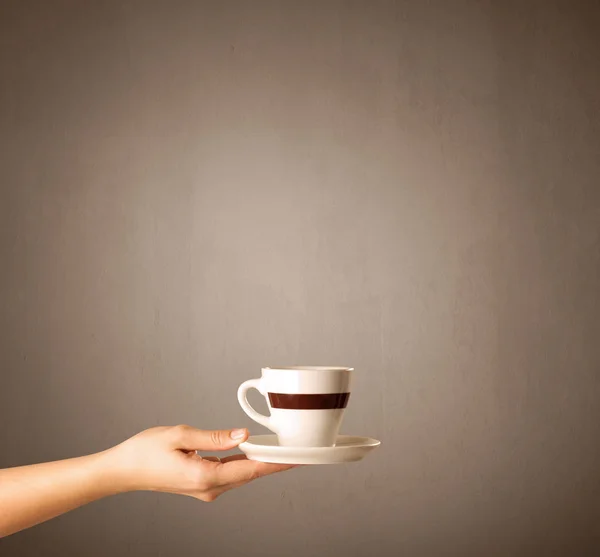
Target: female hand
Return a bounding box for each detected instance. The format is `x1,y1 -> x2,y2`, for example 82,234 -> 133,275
105,425 -> 295,502
1,424 -> 296,537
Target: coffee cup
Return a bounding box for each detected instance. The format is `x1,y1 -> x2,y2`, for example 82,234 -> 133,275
237,366 -> 353,447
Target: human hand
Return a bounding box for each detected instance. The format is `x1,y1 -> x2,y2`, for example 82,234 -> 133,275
104,425 -> 295,502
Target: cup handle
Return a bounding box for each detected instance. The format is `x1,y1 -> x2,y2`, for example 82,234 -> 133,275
237,379 -> 277,433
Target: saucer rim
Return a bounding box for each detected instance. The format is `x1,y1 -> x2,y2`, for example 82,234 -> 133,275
238,434 -> 381,465
239,434 -> 381,451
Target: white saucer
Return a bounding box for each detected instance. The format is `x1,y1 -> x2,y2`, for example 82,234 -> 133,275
238,435 -> 381,465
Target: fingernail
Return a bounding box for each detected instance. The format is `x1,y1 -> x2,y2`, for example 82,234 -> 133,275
230,428 -> 246,440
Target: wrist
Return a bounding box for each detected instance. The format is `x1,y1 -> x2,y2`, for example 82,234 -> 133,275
91,447 -> 137,496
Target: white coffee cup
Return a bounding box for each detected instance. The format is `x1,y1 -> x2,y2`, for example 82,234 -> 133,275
237,366 -> 353,447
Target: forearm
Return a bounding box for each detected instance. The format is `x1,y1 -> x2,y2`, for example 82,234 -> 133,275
0,450 -> 124,537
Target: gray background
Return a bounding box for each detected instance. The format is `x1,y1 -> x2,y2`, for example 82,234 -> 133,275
1,1 -> 599,556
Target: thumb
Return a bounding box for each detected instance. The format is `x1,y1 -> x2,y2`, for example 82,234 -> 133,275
171,425 -> 248,451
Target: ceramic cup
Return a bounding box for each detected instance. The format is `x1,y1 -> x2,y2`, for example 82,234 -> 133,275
237,366 -> 353,447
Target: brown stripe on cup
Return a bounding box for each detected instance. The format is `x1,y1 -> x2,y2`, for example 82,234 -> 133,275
268,392 -> 350,410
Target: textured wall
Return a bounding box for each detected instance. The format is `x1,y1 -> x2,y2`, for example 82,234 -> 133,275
1,1 -> 599,556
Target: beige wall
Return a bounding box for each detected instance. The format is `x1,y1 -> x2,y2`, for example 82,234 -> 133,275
1,1 -> 599,556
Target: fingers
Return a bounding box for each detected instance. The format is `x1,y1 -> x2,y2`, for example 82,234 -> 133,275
202,456 -> 221,463
254,462 -> 298,476
214,458 -> 297,486
180,455 -> 296,503
170,425 -> 248,452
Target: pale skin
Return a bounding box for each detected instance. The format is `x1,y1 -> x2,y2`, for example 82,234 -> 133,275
0,425 -> 295,538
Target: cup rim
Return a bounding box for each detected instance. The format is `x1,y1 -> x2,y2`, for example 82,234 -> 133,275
262,366 -> 353,372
